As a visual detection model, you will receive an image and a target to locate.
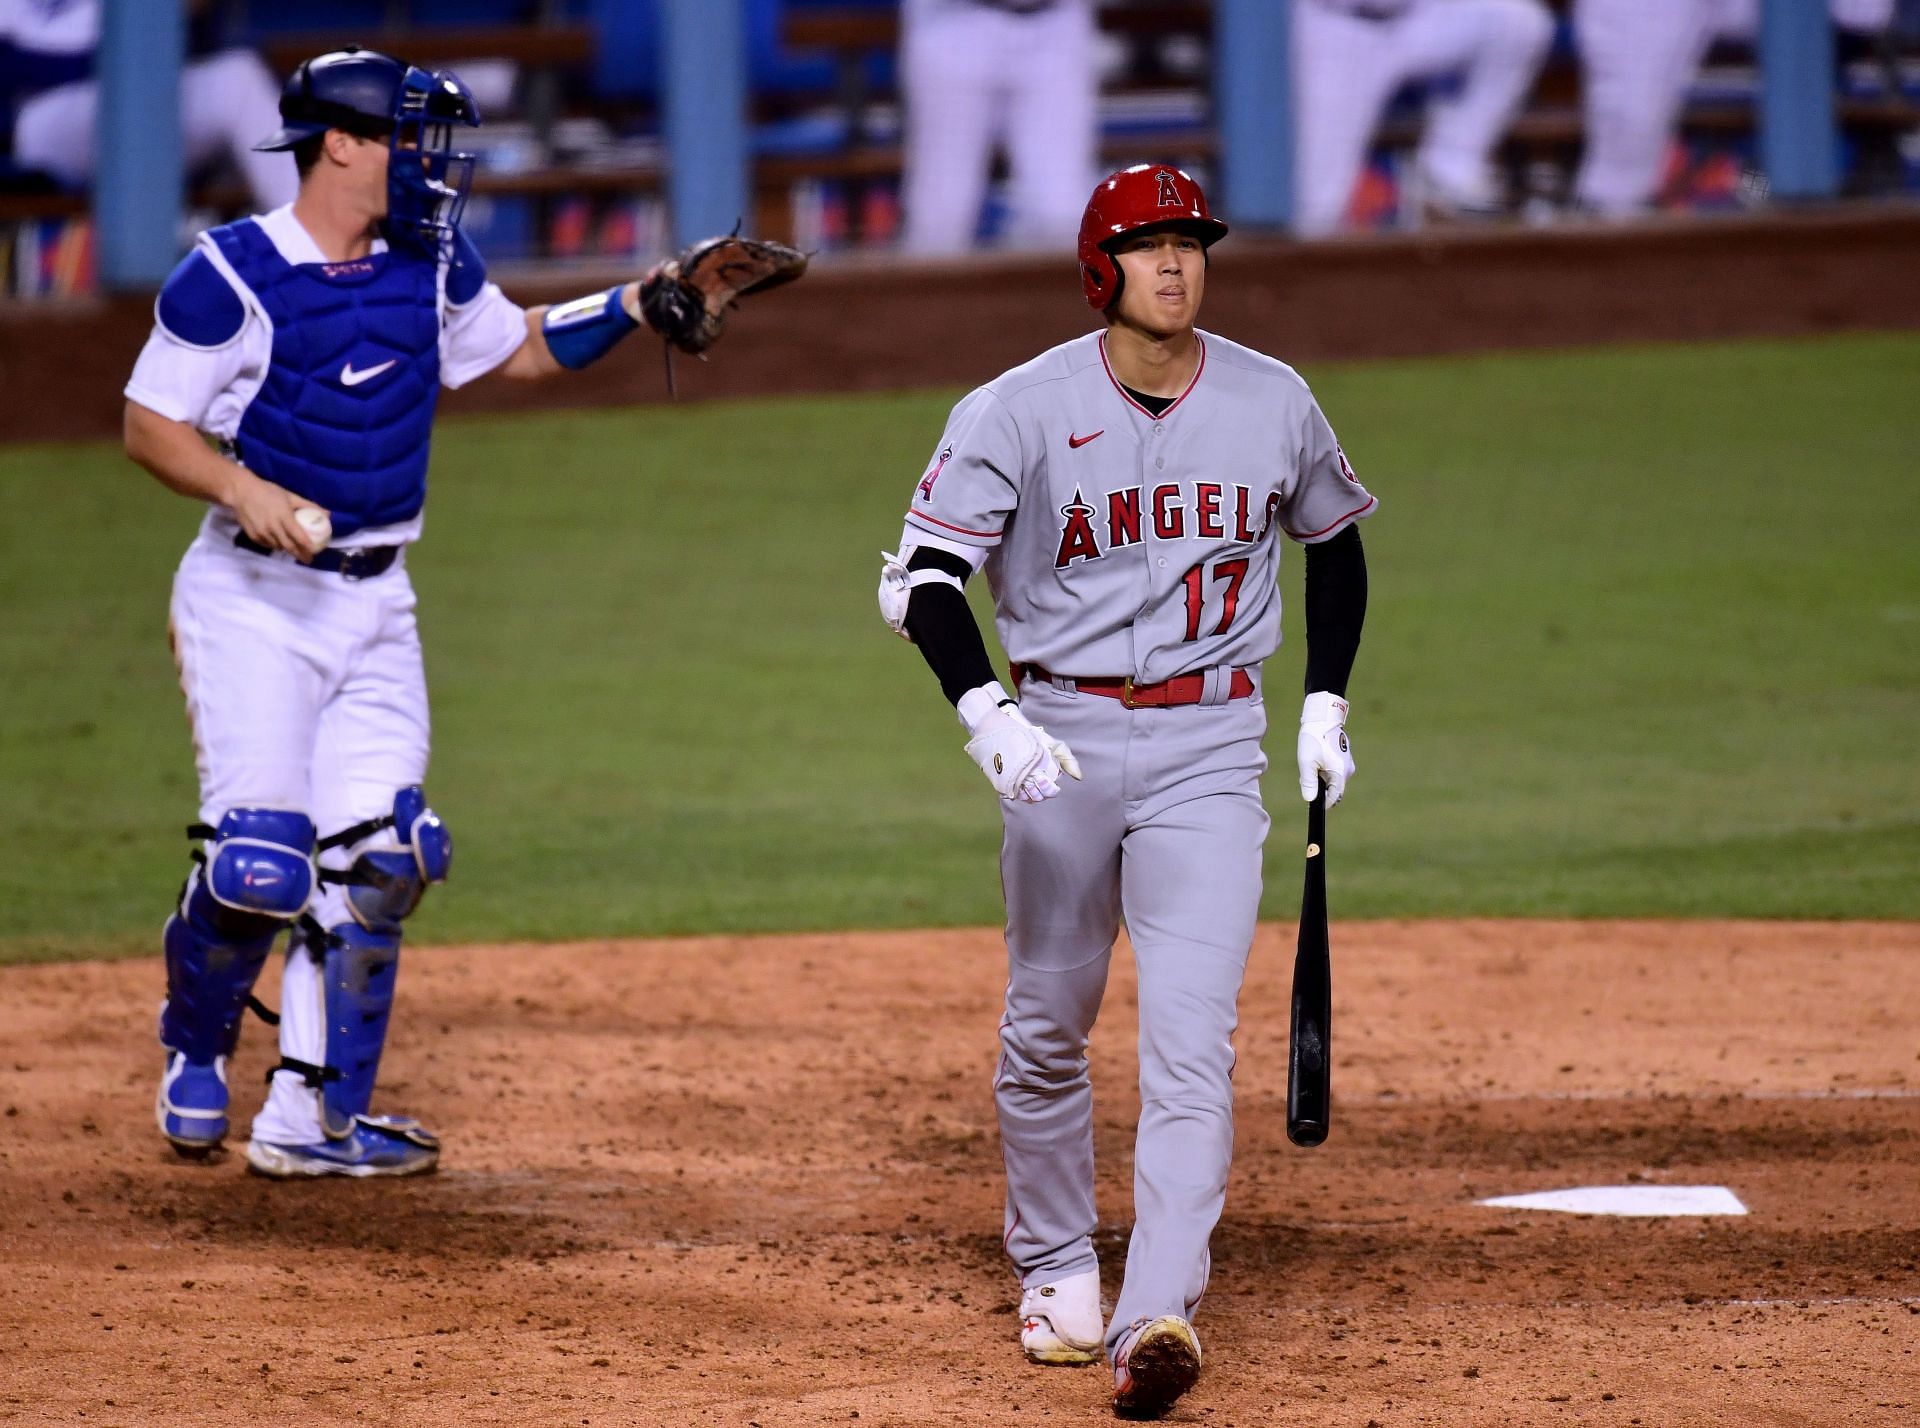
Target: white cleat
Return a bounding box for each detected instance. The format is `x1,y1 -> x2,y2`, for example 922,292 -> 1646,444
1019,1268 -> 1105,1366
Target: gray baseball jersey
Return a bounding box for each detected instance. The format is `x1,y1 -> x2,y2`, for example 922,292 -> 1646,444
900,329 -> 1376,682
894,327 -> 1376,1359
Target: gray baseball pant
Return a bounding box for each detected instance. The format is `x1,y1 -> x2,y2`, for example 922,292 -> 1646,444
994,672 -> 1270,1354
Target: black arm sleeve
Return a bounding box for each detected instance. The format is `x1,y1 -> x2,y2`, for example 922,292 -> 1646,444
903,547 -> 1000,706
1302,524 -> 1368,697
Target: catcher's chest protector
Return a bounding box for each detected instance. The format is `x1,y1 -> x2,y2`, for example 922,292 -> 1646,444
208,219 -> 443,538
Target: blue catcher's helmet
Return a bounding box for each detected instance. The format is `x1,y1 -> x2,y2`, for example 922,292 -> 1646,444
253,47 -> 480,253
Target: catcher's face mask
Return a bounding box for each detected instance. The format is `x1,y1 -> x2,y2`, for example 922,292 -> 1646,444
385,66 -> 480,254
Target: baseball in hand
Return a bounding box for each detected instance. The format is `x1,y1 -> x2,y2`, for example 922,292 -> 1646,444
295,506 -> 332,552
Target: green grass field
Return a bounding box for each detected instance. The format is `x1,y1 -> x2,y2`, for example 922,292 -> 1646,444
3,332 -> 1915,962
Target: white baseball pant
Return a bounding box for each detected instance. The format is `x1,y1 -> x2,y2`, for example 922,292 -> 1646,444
14,48 -> 298,212
898,0 -> 1099,255
1293,0 -> 1554,236
1573,0 -> 1894,217
168,522 -> 428,1146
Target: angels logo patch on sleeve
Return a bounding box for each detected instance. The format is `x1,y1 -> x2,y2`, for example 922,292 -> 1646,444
919,445 -> 953,502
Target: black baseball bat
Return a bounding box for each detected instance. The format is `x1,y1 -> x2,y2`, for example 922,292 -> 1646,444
1286,784 -> 1331,1147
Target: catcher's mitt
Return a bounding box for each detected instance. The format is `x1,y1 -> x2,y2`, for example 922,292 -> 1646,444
639,233 -> 809,357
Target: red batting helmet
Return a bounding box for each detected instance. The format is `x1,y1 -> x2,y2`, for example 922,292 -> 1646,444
1078,164 -> 1229,311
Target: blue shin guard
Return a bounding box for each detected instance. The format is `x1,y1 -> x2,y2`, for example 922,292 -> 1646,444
271,787 -> 450,1142
256,920 -> 440,1174
319,921 -> 402,1138
257,920 -> 436,1176
157,809 -> 316,1155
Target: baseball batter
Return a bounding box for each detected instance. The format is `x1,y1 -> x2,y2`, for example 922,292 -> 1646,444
878,165 -> 1374,1418
126,47 -> 803,1179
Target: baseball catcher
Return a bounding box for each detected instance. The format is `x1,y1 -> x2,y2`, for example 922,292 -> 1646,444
123,46 -> 805,1180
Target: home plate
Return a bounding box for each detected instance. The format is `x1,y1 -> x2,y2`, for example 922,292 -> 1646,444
1477,1186 -> 1748,1217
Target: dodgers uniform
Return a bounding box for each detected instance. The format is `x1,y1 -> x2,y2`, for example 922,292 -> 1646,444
4,0 -> 296,212
897,327 -> 1377,1350
1293,0 -> 1554,234
129,202 -> 524,1166
898,0 -> 1100,254
1573,0 -> 1896,217
130,42 -> 802,1179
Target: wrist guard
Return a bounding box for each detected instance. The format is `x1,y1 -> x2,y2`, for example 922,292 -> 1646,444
541,286 -> 639,370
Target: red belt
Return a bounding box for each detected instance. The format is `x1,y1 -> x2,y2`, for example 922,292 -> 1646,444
1015,662 -> 1256,709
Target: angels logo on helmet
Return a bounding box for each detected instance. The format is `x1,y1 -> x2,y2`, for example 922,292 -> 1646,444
1077,164 -> 1229,311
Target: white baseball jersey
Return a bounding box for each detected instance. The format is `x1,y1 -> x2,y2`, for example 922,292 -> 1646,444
124,204 -> 526,549
899,329 -> 1376,685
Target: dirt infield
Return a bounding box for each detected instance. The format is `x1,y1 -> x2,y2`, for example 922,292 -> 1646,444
3,920 -> 1914,1426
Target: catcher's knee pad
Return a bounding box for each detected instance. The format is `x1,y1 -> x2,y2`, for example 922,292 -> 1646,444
308,920 -> 404,1138
326,786 -> 451,936
159,809 -> 316,1061
192,807 -> 318,939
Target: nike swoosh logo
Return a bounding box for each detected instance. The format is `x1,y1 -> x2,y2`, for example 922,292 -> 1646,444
1068,430 -> 1104,449
340,359 -> 398,388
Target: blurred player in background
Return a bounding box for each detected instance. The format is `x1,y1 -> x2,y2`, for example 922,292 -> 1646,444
1293,0 -> 1554,235
1,0 -> 295,211
899,0 -> 1099,254
1573,0 -> 1896,218
123,46 -> 802,1179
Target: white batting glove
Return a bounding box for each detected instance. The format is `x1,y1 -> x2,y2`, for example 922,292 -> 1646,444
957,682 -> 1083,804
1297,691 -> 1355,808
